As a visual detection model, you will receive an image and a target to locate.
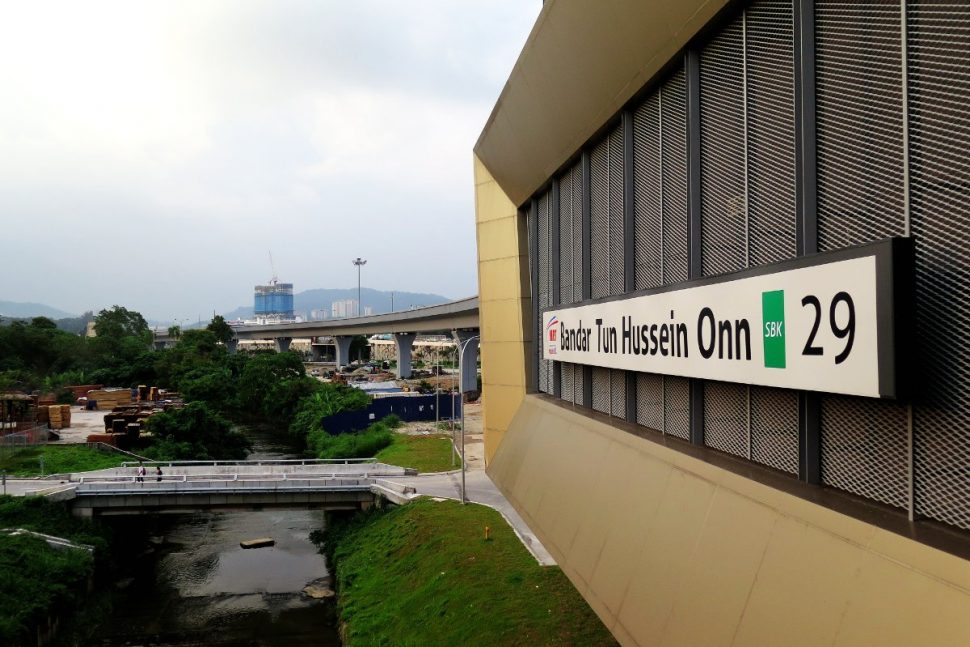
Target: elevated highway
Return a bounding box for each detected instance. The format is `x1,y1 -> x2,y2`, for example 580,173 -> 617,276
154,296 -> 480,386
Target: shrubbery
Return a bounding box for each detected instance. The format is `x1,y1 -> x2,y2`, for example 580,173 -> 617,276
308,414 -> 402,460
144,401 -> 251,460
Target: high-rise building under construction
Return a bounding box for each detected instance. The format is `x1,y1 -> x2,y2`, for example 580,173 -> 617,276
254,281 -> 293,319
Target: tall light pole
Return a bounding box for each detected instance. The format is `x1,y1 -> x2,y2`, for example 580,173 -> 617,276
457,334 -> 480,505
352,258 -> 367,317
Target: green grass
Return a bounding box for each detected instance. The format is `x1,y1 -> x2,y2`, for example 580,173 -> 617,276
324,499 -> 617,647
0,445 -> 128,477
376,432 -> 459,473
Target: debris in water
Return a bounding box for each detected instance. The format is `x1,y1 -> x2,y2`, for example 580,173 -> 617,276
239,537 -> 275,549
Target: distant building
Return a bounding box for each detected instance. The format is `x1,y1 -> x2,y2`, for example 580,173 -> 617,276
331,299 -> 359,318
310,309 -> 329,321
254,281 -> 294,319
363,306 -> 373,316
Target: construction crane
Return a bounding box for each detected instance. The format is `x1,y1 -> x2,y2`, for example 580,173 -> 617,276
268,251 -> 279,286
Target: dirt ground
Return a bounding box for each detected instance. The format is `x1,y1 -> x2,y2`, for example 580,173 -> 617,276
47,407 -> 108,443
397,400 -> 483,471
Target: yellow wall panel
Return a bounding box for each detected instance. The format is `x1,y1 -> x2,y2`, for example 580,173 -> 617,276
488,396 -> 970,647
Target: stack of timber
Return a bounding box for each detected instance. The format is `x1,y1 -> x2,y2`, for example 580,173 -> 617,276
47,405 -> 63,430
86,388 -> 133,410
60,404 -> 71,428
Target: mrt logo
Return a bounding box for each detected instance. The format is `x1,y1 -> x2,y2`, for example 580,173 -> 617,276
548,329 -> 557,342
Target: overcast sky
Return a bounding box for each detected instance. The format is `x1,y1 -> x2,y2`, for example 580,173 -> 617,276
0,1 -> 539,323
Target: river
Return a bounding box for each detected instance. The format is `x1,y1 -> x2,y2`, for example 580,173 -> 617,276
90,426 -> 342,646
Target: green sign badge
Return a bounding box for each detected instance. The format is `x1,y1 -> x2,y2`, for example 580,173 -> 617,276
762,290 -> 786,369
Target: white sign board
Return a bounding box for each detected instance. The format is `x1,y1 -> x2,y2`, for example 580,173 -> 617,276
542,240 -> 906,399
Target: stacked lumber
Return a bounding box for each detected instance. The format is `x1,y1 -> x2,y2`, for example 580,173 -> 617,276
60,404 -> 71,428
86,389 -> 133,410
48,405 -> 63,430
67,384 -> 103,400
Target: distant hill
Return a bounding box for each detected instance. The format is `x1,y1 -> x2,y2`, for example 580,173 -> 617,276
222,288 -> 452,321
0,300 -> 76,320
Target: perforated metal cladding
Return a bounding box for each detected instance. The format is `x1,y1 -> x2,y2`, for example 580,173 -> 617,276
559,362 -> 583,404
633,94 -> 663,289
821,396 -> 909,510
592,367 -> 611,413
704,382 -> 748,458
750,386 -> 798,474
633,69 -> 690,289
700,16 -> 748,277
590,127 -> 625,299
746,0 -> 797,265
636,373 -> 664,430
815,1 -> 906,251
610,369 -> 626,418
664,377 -> 691,440
559,171 -> 576,306
536,192 -> 553,394
909,2 -> 970,529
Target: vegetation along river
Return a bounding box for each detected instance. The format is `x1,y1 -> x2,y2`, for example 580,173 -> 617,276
91,425 -> 342,646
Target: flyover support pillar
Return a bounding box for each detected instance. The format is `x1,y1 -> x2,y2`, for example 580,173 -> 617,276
335,335 -> 354,368
453,329 -> 480,394
275,337 -> 292,353
394,333 -> 417,379
226,339 -> 238,354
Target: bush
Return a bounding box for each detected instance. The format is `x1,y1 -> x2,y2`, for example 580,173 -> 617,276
308,416 -> 399,459
144,402 -> 251,460
288,383 -> 371,441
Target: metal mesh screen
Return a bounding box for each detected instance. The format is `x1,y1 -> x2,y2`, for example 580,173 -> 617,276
536,192 -> 552,394
633,92 -> 663,290
704,382 -> 748,458
559,169 -> 576,306
610,369 -> 627,418
560,363 -> 575,404
821,396 -> 909,510
664,377 -> 691,440
815,1 -> 905,251
591,127 -> 625,299
592,367 -> 611,413
746,0 -> 797,265
662,70 -> 690,285
700,15 -> 747,277
750,386 -> 799,474
633,69 -> 689,289
909,1 -> 970,530
590,139 -> 611,299
636,373 -> 664,430
572,163 -> 584,303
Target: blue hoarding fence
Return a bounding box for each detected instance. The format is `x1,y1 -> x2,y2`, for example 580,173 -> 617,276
319,393 -> 462,435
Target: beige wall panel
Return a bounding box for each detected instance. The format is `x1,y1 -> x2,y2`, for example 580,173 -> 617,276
477,217 -> 521,263
476,0 -> 732,205
480,341 -> 527,388
615,468 -> 717,641
733,517 -> 860,646
489,395 -> 970,647
661,488 -> 776,646
835,552 -> 970,646
480,298 -> 530,343
479,257 -> 524,304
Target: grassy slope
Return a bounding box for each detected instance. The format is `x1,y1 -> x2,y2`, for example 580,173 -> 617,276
327,499 -> 617,647
0,445 -> 128,476
375,433 -> 459,473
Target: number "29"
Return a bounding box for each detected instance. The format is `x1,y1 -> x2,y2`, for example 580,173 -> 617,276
802,292 -> 855,364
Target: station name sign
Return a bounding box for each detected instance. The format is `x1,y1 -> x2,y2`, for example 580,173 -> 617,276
542,239 -> 909,399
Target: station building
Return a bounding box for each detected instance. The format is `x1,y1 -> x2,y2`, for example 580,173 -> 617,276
474,1 -> 970,644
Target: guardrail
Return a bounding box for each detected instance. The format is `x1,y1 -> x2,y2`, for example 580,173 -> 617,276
76,472 -> 393,484
120,458 -> 378,468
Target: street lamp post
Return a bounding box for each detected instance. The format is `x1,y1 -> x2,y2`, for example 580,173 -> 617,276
352,258 -> 367,317
457,334 -> 480,505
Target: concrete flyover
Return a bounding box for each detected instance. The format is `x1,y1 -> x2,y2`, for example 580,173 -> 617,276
155,296 -> 480,382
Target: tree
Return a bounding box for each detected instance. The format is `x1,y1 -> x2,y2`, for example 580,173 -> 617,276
167,325 -> 182,340
145,401 -> 250,460
206,315 -> 234,345
93,306 -> 149,340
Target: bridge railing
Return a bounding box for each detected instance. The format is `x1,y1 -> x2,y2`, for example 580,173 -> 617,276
77,472 -> 388,484
74,476 -> 377,493
119,458 -> 378,468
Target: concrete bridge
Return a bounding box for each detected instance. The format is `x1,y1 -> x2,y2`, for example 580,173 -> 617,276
155,296 -> 480,388
22,459 -> 417,517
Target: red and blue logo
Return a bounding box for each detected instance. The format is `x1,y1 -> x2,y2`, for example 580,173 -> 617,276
546,315 -> 558,354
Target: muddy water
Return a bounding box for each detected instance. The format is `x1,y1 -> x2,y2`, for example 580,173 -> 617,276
91,427 -> 341,646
